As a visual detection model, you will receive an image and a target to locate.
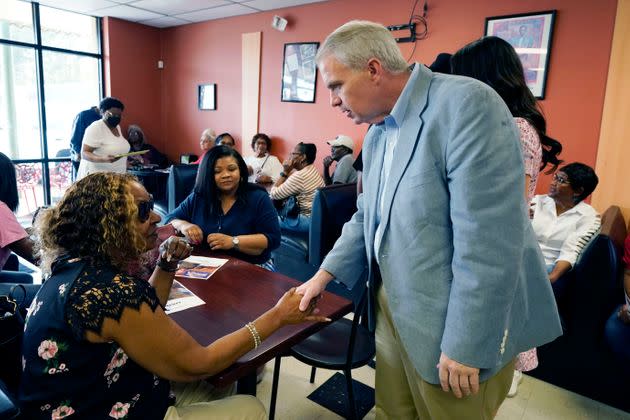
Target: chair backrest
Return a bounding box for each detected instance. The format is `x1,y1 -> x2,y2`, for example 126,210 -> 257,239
167,164 -> 199,212
308,183 -> 357,266
566,205 -> 627,336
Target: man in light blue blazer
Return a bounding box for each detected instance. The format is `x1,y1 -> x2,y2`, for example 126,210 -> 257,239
297,21 -> 562,418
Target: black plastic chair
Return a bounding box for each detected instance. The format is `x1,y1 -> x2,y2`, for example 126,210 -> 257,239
166,164 -> 198,213
0,381 -> 19,420
269,286 -> 375,420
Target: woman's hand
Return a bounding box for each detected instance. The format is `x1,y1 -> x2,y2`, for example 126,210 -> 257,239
282,158 -> 294,174
255,174 -> 272,184
618,304 -> 630,324
179,222 -> 203,244
159,236 -> 193,263
207,233 -> 234,251
273,288 -> 331,326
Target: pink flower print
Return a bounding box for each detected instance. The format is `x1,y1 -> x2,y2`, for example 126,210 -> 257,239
48,368 -> 57,374
52,405 -> 75,419
22,357 -> 26,371
58,283 -> 67,296
112,373 -> 119,382
110,348 -> 128,368
109,402 -> 130,418
38,340 -> 58,360
59,363 -> 66,370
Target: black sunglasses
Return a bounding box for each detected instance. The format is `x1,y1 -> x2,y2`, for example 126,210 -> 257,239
137,195 -> 154,222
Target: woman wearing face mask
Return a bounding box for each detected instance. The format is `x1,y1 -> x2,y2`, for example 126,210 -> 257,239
76,97 -> 129,180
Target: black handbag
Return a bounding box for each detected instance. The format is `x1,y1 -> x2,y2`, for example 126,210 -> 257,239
279,195 -> 300,220
0,285 -> 26,392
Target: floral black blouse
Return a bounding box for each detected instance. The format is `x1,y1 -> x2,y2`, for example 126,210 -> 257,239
19,257 -> 172,419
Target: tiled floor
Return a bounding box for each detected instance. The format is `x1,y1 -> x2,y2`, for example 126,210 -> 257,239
256,357 -> 630,419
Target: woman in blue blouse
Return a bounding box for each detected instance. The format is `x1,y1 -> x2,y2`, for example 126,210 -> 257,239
167,146 -> 280,270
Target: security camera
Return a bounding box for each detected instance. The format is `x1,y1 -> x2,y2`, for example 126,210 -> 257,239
272,15 -> 288,31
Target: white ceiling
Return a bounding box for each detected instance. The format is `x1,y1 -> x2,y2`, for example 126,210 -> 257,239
22,0 -> 330,28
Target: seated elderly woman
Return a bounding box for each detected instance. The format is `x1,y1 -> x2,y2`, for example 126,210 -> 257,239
167,146 -> 280,271
244,133 -> 283,184
192,128 -> 216,164
19,172 -> 324,419
269,142 -> 325,234
126,124 -> 169,169
531,162 -> 601,284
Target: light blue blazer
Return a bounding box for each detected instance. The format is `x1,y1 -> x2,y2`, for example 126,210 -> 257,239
321,64 -> 562,385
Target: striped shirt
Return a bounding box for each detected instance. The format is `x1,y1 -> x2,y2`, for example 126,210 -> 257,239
270,164 -> 324,217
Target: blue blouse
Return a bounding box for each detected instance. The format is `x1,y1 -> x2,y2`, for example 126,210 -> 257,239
166,184 -> 281,265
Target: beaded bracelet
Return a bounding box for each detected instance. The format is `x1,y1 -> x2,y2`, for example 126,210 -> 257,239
245,322 -> 261,349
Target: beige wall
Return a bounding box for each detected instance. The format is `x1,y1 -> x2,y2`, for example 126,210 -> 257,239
592,0 -> 630,226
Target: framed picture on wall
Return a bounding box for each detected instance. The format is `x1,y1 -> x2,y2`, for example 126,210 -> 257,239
198,83 -> 216,110
485,10 -> 556,99
281,42 -> 319,103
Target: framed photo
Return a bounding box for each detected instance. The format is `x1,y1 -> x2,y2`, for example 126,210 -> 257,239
485,10 -> 556,99
281,42 -> 319,103
198,84 -> 216,110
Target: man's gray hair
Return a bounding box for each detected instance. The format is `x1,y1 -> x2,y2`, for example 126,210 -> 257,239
316,20 -> 408,73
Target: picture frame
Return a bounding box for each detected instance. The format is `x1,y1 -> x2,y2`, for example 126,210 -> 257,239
281,42 -> 319,103
485,10 -> 556,99
198,83 -> 216,110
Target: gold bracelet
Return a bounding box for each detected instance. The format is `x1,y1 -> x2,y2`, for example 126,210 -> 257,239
245,322 -> 261,349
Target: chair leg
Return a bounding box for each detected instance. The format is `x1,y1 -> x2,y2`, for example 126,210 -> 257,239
344,369 -> 358,420
269,356 -> 282,420
309,366 -> 317,383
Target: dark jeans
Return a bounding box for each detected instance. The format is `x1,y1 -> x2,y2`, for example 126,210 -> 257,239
605,305 -> 630,363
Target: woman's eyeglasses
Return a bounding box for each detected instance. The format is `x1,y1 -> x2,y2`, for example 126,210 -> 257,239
137,196 -> 154,222
552,174 -> 570,185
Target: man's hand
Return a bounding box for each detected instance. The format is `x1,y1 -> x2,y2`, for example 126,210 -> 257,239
323,156 -> 334,168
295,270 -> 334,311
437,352 -> 480,398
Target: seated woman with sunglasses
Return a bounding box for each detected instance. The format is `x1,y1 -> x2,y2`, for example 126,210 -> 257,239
19,172 -> 326,419
530,163 -> 601,285
167,146 -> 281,271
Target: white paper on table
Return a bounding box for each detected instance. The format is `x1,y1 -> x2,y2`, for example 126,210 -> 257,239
164,280 -> 205,314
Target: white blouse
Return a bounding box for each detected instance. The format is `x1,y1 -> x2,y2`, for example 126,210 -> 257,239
77,120 -> 129,180
530,194 -> 601,267
244,153 -> 283,183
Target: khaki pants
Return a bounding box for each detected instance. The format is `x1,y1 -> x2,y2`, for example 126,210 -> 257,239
375,285 -> 514,420
163,380 -> 267,420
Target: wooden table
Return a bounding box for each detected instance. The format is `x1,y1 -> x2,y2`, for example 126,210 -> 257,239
169,253 -> 353,395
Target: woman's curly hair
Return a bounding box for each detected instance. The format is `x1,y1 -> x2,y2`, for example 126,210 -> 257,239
36,173 -> 147,276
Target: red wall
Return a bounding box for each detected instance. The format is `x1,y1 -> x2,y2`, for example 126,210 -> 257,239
103,18 -> 163,150
107,0 -> 617,192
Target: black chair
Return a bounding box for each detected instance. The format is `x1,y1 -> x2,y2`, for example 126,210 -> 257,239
269,285 -> 375,420
272,183 -> 358,282
529,206 -> 630,412
0,381 -> 19,420
166,164 -> 198,213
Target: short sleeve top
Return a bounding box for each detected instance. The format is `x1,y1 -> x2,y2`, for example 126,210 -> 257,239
76,120 -> 130,179
514,117 -> 542,201
19,257 -> 171,419
0,200 -> 28,269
